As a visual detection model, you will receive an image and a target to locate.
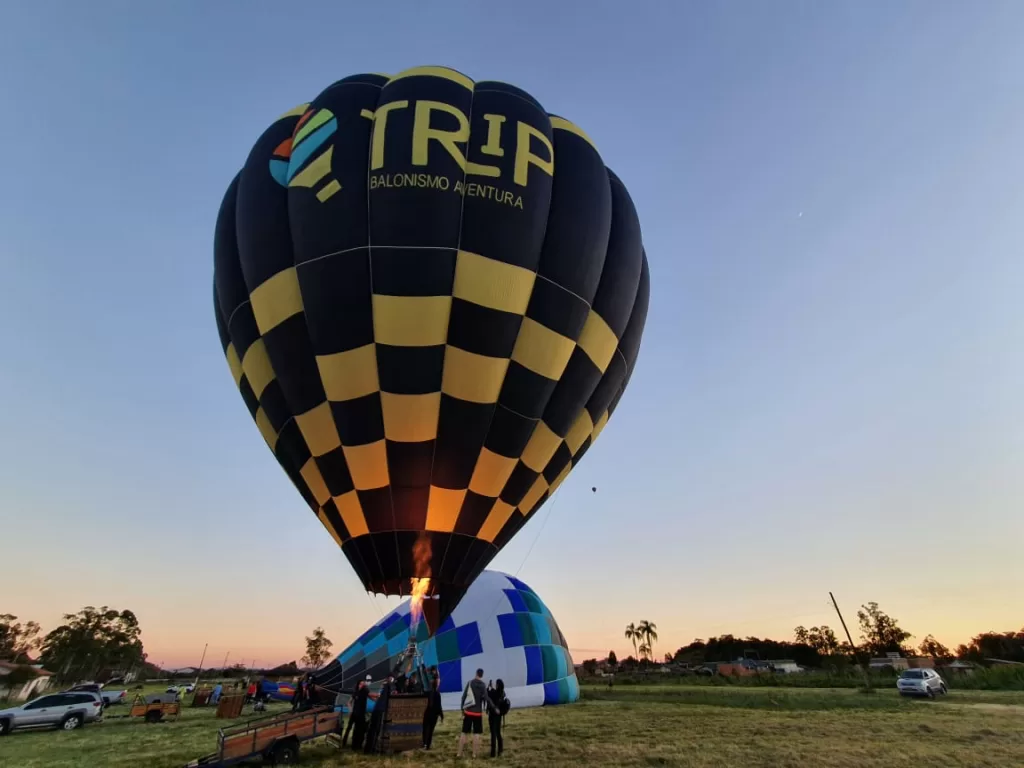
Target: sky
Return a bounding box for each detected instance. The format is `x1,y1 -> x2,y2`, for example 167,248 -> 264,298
2,1 -> 1022,669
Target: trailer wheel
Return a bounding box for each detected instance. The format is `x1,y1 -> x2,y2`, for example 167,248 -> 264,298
268,738 -> 299,764
145,710 -> 163,724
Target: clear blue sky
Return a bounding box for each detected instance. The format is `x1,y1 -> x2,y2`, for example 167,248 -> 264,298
2,1 -> 1021,667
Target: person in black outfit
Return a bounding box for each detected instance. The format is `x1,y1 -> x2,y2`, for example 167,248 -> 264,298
364,677 -> 391,754
349,676 -> 372,750
486,679 -> 506,758
421,671 -> 444,749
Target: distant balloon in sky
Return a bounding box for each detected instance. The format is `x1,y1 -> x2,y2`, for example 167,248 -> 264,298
213,66 -> 650,632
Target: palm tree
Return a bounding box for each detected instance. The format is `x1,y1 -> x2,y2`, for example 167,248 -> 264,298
624,623 -> 639,660
638,642 -> 650,661
638,620 -> 658,662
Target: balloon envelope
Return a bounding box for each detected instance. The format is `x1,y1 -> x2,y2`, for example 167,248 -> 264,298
213,66 -> 649,630
324,570 -> 579,709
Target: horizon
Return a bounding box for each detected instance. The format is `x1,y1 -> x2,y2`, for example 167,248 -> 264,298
14,584 -> 1015,670
3,2 -> 1021,672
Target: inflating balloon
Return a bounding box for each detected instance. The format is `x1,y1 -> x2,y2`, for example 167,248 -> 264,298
213,66 -> 649,632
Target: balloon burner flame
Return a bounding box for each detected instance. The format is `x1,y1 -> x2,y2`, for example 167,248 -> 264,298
409,577 -> 431,628
409,533 -> 433,630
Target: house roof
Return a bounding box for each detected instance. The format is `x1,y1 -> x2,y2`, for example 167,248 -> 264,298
0,661 -> 53,676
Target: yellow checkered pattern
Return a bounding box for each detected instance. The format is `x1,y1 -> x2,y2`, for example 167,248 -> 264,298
221,247 -> 631,553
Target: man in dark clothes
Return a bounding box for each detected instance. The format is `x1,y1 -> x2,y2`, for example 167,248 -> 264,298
363,677 -> 391,754
349,676 -> 372,750
291,677 -> 305,712
421,670 -> 444,749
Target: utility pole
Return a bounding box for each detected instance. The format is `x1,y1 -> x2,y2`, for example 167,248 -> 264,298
830,592 -> 871,690
194,643 -> 208,688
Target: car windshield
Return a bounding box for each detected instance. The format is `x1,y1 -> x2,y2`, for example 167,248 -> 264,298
900,670 -> 925,679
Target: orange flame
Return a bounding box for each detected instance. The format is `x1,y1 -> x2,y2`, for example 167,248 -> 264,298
409,534 -> 432,629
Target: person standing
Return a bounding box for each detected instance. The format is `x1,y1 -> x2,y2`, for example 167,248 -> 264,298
349,676 -> 372,750
457,668 -> 487,758
291,677 -> 305,712
364,677 -> 392,754
486,679 -> 508,758
421,670 -> 444,749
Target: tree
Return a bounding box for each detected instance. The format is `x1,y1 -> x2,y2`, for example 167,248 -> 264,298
224,663 -> 249,678
40,606 -> 144,682
301,627 -> 333,670
624,623 -> 639,660
582,659 -> 597,675
856,602 -> 912,657
664,652 -> 674,664
918,635 -> 953,661
606,650 -> 618,667
638,620 -> 658,662
0,615 -> 42,662
794,625 -> 840,656
638,642 -> 650,661
956,627 -> 1024,663
673,634 -> 822,668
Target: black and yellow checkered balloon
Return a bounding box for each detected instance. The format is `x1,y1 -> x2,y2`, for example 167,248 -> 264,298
213,66 -> 649,627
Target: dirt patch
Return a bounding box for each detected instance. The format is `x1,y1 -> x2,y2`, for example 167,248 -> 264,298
959,703 -> 1024,714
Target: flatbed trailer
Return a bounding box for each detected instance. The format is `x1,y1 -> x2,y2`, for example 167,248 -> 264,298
103,694 -> 181,724
184,706 -> 340,767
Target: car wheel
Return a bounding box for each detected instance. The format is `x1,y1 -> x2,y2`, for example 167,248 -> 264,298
61,714 -> 83,731
0,718 -> 11,736
940,684 -> 948,695
926,688 -> 935,699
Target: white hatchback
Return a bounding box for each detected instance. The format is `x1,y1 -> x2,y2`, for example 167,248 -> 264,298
896,668 -> 947,698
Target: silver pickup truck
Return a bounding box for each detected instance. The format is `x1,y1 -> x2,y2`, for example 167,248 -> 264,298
68,683 -> 127,706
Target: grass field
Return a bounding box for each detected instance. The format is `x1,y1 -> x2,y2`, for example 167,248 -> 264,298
2,684 -> 1023,767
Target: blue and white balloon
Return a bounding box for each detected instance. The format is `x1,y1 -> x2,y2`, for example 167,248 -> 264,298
333,570 -> 579,710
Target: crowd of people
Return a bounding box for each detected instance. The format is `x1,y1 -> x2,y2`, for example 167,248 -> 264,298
335,665 -> 511,758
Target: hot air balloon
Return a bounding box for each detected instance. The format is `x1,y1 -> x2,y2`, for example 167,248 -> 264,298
330,571 -> 580,708
213,66 -> 649,634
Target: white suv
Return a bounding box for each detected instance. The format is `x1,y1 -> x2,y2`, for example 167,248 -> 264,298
0,691 -> 104,733
896,668 -> 947,698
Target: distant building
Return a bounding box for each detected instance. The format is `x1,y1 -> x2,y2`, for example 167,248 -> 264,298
0,661 -> 54,701
943,660 -> 976,676
869,652 -> 909,671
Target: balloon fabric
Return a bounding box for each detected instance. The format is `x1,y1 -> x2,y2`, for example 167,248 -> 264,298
213,66 -> 649,631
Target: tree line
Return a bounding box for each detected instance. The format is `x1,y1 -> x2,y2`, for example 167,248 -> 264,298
581,603 -> 1023,671
2,609 -> 338,684
1,607 -> 147,683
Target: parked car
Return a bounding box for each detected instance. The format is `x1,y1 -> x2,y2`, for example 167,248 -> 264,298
896,668 -> 948,698
0,691 -> 104,734
166,683 -> 195,695
67,683 -> 127,706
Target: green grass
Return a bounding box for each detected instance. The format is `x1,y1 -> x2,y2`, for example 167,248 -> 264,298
607,665 -> 1024,690
2,684 -> 1023,767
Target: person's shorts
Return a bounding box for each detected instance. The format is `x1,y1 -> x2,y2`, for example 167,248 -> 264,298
462,714 -> 483,734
